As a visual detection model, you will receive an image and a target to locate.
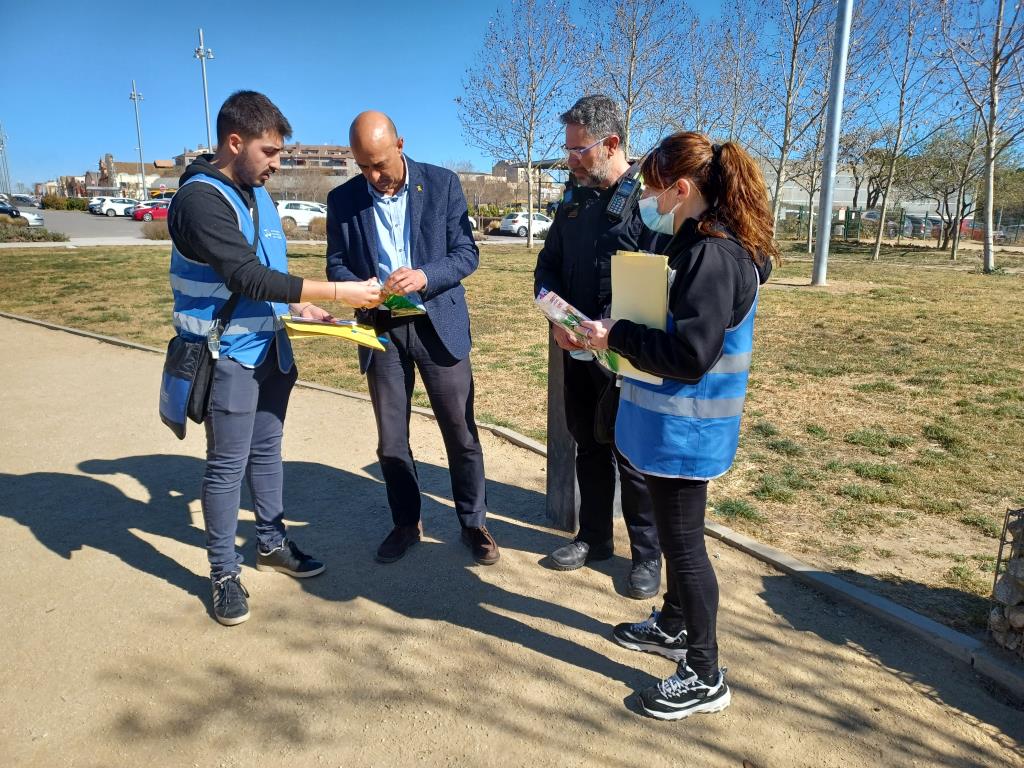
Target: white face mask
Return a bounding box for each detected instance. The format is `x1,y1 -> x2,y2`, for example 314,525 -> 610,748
639,184 -> 681,235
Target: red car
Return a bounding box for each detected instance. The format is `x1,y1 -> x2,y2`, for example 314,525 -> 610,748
132,201 -> 170,222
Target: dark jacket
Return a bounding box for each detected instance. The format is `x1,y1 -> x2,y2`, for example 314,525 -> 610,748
325,157 -> 479,372
533,174 -> 656,319
608,219 -> 772,382
167,156 -> 303,304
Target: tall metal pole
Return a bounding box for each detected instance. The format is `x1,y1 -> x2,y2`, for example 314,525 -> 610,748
194,28 -> 215,151
811,0 -> 854,286
129,81 -> 146,200
0,123 -> 12,197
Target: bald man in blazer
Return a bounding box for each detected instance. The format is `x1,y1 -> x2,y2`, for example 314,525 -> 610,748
326,111 -> 499,566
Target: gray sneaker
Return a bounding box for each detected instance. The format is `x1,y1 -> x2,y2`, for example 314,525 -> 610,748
212,574 -> 250,627
256,539 -> 325,578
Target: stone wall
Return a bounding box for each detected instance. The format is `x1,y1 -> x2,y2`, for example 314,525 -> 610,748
990,509 -> 1024,658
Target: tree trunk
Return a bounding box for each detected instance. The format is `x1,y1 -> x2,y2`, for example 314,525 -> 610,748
982,0 -> 1004,273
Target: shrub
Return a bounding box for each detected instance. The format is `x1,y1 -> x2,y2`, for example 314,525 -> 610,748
281,218 -> 297,237
308,216 -> 327,238
0,223 -> 69,242
66,197 -> 89,211
0,213 -> 28,227
142,221 -> 171,240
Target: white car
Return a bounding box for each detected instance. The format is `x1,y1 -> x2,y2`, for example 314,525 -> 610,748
499,212 -> 552,237
276,200 -> 327,229
17,208 -> 44,227
90,197 -> 138,216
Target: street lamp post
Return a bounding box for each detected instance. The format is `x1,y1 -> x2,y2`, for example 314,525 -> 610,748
194,28 -> 215,151
0,123 -> 12,197
129,80 -> 146,200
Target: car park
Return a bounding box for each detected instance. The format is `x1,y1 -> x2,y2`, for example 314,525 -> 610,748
499,211 -> 552,237
132,201 -> 170,221
276,200 -> 327,228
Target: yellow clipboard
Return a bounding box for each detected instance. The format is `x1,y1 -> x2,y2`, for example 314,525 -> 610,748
281,316 -> 387,351
609,250 -> 668,385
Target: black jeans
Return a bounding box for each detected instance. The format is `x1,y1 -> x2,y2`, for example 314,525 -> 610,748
563,354 -> 659,562
644,474 -> 719,679
366,316 -> 487,529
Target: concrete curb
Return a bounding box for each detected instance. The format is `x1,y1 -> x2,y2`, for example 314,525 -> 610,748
2,309 -> 1022,700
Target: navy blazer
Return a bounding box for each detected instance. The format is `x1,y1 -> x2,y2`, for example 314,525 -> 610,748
326,157 -> 479,372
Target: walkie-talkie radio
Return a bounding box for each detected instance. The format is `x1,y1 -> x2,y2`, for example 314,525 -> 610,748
605,162 -> 643,221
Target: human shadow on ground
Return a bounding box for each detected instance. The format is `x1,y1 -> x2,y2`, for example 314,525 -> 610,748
758,573 -> 1024,762
0,454 -> 654,690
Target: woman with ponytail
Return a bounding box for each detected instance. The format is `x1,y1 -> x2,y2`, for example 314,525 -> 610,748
582,131 -> 776,720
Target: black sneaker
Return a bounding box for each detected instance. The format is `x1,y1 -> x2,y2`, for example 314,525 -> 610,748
212,573 -> 250,627
612,608 -> 687,661
627,558 -> 662,599
638,665 -> 731,721
256,538 -> 325,578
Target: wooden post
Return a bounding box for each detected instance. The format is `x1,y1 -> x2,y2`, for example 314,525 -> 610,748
545,332 -> 578,531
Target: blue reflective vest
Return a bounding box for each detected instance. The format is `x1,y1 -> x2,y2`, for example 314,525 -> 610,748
615,271 -> 759,480
168,174 -> 293,371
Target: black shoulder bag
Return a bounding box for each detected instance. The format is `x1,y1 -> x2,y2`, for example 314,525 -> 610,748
158,292 -> 241,440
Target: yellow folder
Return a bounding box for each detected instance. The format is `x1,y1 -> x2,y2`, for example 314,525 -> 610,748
281,316 -> 387,351
609,250 -> 668,385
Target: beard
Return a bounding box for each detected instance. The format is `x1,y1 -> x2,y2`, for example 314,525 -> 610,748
574,153 -> 614,188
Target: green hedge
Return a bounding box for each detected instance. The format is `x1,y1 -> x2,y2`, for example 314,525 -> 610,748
39,195 -> 88,211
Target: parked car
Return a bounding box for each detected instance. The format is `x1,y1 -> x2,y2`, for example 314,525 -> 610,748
499,212 -> 552,237
127,199 -> 166,216
94,197 -> 138,217
11,194 -> 39,208
16,208 -> 44,227
0,201 -> 22,219
132,201 -> 170,222
276,200 -> 327,229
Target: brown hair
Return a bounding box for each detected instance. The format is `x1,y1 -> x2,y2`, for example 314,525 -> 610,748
640,131 -> 778,265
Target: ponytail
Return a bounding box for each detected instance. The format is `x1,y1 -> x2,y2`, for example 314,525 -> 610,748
641,132 -> 779,266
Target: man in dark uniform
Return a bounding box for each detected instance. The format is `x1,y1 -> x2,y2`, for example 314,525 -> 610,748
534,95 -> 661,599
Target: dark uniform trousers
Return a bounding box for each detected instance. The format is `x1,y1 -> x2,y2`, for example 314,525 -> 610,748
563,353 -> 660,562
366,315 -> 487,530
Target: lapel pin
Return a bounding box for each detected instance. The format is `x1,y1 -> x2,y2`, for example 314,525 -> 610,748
416,184 -> 423,192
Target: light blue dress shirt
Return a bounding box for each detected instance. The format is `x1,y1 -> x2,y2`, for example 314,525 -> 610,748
367,159 -> 424,308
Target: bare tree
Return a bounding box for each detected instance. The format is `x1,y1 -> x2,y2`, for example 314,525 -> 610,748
456,0 -> 576,246
753,0 -> 835,229
941,0 -> 1024,272
718,0 -> 767,143
584,0 -> 686,157
867,0 -> 946,261
838,124 -> 890,209
903,121 -> 984,258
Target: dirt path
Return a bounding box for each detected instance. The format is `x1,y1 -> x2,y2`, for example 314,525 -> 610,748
0,317 -> 1020,768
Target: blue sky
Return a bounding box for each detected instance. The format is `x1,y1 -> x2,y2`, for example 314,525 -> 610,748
3,0 -> 724,188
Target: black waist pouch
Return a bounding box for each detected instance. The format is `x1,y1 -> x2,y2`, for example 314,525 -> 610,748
158,293 -> 240,440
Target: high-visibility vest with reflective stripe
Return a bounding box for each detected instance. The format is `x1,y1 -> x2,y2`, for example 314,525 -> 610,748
615,273 -> 759,480
169,174 -> 293,371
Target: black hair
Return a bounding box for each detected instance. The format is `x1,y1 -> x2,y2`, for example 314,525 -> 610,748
216,90 -> 292,144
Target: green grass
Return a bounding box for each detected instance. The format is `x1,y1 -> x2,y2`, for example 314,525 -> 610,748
848,462 -> 906,485
712,498 -> 765,523
959,512 -> 1001,538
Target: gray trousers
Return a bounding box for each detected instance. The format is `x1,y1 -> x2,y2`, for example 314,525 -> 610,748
201,349 -> 297,579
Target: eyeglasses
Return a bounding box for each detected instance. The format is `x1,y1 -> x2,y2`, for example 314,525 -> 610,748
563,135 -> 612,160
